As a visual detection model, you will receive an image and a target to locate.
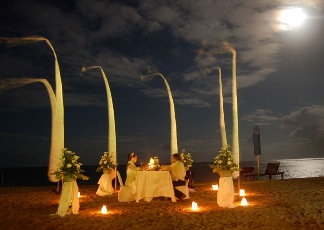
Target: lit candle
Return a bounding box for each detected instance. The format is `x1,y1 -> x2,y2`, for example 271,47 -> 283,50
78,192 -> 81,198
101,205 -> 108,214
241,197 -> 248,206
149,158 -> 154,168
239,189 -> 245,197
212,185 -> 218,190
191,201 -> 199,211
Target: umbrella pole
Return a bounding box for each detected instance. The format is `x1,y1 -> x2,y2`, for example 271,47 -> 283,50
257,155 -> 260,176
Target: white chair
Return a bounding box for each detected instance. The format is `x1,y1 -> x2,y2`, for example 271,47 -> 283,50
175,181 -> 190,199
116,171 -> 124,187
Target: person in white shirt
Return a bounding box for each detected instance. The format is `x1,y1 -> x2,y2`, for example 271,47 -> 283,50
169,153 -> 187,201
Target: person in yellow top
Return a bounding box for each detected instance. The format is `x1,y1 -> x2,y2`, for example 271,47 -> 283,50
168,153 -> 187,201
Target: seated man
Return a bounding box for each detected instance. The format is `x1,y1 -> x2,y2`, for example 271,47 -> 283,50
169,153 -> 187,201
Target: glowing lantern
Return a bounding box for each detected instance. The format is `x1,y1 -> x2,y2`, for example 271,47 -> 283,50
149,158 -> 154,169
241,198 -> 248,206
191,201 -> 199,211
212,185 -> 218,190
101,205 -> 108,214
240,189 -> 245,197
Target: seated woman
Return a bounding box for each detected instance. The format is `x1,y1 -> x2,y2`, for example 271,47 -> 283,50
118,152 -> 141,202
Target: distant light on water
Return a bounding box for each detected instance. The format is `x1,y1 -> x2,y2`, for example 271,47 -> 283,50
275,158 -> 324,179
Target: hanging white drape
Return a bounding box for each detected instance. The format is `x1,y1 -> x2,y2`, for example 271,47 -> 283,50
0,36 -> 64,182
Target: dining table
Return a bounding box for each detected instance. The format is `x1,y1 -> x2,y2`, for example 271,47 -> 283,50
135,170 -> 176,202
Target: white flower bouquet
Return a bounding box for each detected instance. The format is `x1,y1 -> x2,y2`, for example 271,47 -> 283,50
55,148 -> 89,181
148,156 -> 161,171
180,149 -> 193,167
209,145 -> 239,175
96,152 -> 116,173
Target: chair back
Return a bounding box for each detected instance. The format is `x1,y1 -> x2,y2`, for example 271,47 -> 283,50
240,167 -> 254,176
265,162 -> 280,174
116,171 -> 124,187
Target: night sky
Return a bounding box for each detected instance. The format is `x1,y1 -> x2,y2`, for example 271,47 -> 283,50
1,0 -> 324,168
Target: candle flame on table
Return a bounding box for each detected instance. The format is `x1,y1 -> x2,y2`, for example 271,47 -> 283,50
191,201 -> 199,211
101,205 -> 108,214
239,189 -> 245,197
149,158 -> 154,168
241,197 -> 248,206
212,185 -> 218,190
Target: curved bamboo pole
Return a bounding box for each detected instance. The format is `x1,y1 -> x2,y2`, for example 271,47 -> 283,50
224,43 -> 239,168
208,67 -> 227,146
0,78 -> 55,112
142,73 -> 178,162
81,66 -> 117,164
0,36 -> 64,182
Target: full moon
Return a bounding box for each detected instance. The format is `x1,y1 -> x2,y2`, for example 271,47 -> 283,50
279,8 -> 306,29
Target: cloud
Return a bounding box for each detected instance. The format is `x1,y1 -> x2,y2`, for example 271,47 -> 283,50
280,105 -> 324,151
242,109 -> 279,125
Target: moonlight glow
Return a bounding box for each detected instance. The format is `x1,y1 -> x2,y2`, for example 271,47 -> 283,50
279,8 -> 306,29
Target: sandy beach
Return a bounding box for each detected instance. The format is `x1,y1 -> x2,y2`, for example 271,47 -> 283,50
0,177 -> 323,230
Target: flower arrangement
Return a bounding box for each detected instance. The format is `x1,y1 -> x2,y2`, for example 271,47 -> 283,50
209,145 -> 239,174
96,152 -> 116,173
148,156 -> 161,170
180,149 -> 193,167
54,148 -> 89,181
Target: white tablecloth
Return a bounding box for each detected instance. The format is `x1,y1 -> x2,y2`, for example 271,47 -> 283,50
135,171 -> 176,202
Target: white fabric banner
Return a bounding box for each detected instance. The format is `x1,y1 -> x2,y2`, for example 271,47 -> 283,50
56,181 -> 79,216
217,176 -> 235,208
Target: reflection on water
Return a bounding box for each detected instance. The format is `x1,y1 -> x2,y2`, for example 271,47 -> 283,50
272,158 -> 324,179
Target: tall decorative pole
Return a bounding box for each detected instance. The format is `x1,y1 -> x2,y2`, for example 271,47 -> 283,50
141,73 -> 178,162
0,36 -> 64,182
223,42 -> 239,170
207,67 -> 227,147
81,66 -> 117,164
0,78 -> 55,113
81,66 -> 117,190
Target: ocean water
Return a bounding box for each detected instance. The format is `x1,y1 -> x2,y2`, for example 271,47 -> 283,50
0,158 -> 323,187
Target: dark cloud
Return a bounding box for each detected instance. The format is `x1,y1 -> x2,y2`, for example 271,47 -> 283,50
281,105 -> 324,151
1,0 -> 324,166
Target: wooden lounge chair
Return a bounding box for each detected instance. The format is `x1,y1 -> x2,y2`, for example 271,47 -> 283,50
262,162 -> 284,180
240,167 -> 257,181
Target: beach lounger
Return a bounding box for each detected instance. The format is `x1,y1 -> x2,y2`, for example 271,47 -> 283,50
262,162 -> 284,180
240,167 -> 257,181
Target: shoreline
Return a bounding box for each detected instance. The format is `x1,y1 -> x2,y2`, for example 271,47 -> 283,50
0,177 -> 323,229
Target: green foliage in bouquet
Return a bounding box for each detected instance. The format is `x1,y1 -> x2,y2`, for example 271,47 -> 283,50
96,152 -> 116,172
180,149 -> 193,167
209,145 -> 239,174
54,148 -> 89,180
